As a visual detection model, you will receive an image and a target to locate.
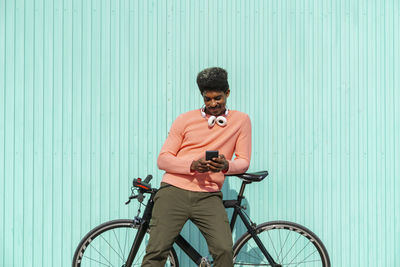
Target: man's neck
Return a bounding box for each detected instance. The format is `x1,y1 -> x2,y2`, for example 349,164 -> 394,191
206,108 -> 226,117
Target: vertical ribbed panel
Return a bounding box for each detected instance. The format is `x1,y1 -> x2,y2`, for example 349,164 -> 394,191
1,0 -> 399,266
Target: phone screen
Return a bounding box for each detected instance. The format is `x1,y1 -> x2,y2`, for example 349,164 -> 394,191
205,150 -> 219,161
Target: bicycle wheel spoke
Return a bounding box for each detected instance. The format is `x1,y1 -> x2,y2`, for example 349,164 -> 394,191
87,242 -> 116,267
99,234 -> 125,262
234,262 -> 272,266
112,228 -> 126,262
278,229 -> 291,261
73,220 -> 178,267
236,248 -> 267,264
278,258 -> 322,266
234,222 -> 329,267
293,249 -> 319,266
280,233 -> 301,263
287,240 -> 311,265
235,257 -> 322,266
267,229 -> 280,262
82,255 -> 114,267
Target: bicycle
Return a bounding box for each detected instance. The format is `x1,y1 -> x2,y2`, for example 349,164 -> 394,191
72,171 -> 331,266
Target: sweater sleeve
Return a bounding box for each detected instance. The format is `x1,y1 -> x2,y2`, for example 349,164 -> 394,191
225,114 -> 252,175
157,115 -> 194,175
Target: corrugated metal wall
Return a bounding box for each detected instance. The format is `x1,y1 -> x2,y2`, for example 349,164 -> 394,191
1,0 -> 399,266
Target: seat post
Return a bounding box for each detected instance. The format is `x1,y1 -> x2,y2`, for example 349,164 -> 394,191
229,180 -> 251,231
237,180 -> 250,202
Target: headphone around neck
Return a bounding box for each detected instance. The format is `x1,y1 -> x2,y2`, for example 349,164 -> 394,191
200,106 -> 229,128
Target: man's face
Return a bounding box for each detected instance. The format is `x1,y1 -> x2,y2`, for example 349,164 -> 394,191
202,89 -> 230,116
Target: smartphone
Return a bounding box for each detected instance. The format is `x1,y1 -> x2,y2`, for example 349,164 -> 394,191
205,150 -> 219,161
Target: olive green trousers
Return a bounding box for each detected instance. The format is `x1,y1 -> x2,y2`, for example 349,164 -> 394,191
141,184 -> 233,267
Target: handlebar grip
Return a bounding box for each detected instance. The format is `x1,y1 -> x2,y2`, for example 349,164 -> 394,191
144,175 -> 152,184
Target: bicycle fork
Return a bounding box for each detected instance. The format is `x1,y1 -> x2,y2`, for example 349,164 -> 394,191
125,220 -> 149,267
236,207 -> 282,267
125,197 -> 155,267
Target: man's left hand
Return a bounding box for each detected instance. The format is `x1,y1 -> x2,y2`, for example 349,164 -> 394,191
207,154 -> 229,173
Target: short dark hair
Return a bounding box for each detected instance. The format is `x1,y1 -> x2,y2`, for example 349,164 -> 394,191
196,67 -> 229,94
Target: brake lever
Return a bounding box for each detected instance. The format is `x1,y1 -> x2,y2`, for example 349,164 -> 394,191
125,194 -> 138,205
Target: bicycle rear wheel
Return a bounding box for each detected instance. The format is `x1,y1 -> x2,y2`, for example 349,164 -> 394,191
72,219 -> 179,267
233,221 -> 330,266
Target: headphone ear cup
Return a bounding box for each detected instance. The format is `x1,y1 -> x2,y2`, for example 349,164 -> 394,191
201,108 -> 206,118
208,116 -> 216,127
216,116 -> 227,127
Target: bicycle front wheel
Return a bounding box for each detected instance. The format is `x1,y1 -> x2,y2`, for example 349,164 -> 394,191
72,219 -> 179,267
233,221 -> 330,267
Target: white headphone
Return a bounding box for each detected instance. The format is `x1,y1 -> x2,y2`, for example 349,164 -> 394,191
200,106 -> 229,127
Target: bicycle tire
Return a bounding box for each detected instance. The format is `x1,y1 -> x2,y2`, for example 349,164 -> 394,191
233,221 -> 330,266
72,219 -> 179,267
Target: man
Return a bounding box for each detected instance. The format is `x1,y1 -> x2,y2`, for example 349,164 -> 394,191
142,67 -> 252,266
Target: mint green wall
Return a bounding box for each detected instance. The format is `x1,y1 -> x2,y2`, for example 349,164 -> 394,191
1,0 -> 399,266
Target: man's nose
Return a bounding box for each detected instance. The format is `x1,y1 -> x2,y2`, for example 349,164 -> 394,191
210,100 -> 217,107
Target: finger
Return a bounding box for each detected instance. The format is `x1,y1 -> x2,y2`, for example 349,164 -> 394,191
208,160 -> 224,168
208,161 -> 223,169
198,161 -> 207,166
204,160 -> 216,165
198,163 -> 209,169
199,159 -> 210,165
197,166 -> 209,172
214,155 -> 227,165
198,163 -> 209,170
211,157 -> 223,163
198,160 -> 209,165
208,165 -> 221,172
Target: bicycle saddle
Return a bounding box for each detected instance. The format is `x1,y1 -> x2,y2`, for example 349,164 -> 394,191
226,170 -> 269,182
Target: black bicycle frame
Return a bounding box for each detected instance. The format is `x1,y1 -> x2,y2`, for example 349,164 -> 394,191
125,194 -> 156,266
125,181 -> 280,267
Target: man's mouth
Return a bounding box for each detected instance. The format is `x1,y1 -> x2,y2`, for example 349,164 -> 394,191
208,107 -> 223,116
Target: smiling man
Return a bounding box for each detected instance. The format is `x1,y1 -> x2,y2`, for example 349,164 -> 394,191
141,67 -> 252,267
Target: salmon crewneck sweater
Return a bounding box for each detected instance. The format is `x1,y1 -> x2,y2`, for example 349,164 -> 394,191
158,109 -> 251,192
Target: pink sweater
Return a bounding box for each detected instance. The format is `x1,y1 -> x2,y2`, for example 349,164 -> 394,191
158,109 -> 251,192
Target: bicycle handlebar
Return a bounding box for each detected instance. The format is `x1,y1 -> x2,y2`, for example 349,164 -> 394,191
125,176 -> 156,205
126,171 -> 269,205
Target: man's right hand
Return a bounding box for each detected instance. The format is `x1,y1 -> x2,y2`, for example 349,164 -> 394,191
190,159 -> 210,173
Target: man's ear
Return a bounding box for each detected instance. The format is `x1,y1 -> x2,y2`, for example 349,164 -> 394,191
225,89 -> 230,98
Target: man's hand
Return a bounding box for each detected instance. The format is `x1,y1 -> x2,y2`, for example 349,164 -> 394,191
190,159 -> 210,173
191,155 -> 229,173
207,154 -> 229,173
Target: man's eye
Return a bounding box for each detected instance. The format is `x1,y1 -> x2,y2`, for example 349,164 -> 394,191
215,97 -> 221,100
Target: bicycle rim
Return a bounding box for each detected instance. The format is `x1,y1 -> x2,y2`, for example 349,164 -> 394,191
233,221 -> 330,267
72,219 -> 178,267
